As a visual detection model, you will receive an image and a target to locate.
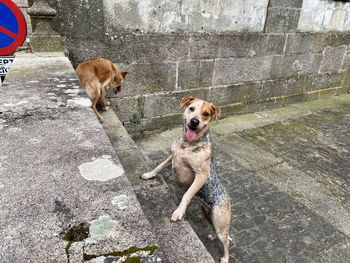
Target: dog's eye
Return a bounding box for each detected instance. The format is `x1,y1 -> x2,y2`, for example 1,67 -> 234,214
203,111 -> 209,117
189,107 -> 195,112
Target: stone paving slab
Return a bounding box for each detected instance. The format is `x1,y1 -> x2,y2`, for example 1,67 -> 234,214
0,53 -> 162,262
136,95 -> 350,263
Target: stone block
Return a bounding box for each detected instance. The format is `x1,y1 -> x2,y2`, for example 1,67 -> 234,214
143,88 -> 208,118
66,39 -> 110,68
14,0 -> 28,7
190,34 -> 268,59
213,56 -> 273,85
342,71 -> 350,92
284,33 -> 315,54
319,45 -> 347,73
324,33 -> 350,47
178,60 -> 214,89
125,113 -> 183,137
199,60 -> 214,87
48,0 -> 105,39
341,54 -> 350,71
189,34 -> 219,59
304,87 -> 344,101
260,76 -> 306,99
185,0 -> 268,33
178,61 -> 200,90
304,73 -> 345,92
312,33 -> 329,53
268,0 -> 303,8
265,7 -> 301,33
219,103 -> 247,118
217,34 -> 269,58
106,34 -> 190,64
115,62 -> 177,97
208,82 -> 261,106
266,34 -> 286,55
109,96 -> 141,123
270,54 -> 322,79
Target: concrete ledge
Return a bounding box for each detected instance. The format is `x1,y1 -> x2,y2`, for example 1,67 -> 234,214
0,52 -> 162,262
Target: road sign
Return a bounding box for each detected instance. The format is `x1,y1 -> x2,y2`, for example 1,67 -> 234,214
0,0 -> 27,56
0,56 -> 14,85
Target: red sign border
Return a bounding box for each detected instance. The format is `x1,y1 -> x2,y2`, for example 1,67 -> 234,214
0,0 -> 27,56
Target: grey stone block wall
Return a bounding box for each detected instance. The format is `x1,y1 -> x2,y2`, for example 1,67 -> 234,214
48,0 -> 350,136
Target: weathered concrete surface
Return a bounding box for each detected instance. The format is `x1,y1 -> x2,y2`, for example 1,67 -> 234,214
136,94 -> 350,263
102,0 -> 269,33
0,53 -> 162,262
298,0 -> 350,32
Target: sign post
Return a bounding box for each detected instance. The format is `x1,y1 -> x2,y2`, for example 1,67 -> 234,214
0,0 -> 27,85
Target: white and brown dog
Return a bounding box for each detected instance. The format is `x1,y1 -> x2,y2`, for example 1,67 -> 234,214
141,97 -> 231,263
76,58 -> 127,122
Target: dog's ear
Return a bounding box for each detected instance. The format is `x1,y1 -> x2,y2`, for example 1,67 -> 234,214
210,103 -> 221,120
121,71 -> 128,78
180,97 -> 196,109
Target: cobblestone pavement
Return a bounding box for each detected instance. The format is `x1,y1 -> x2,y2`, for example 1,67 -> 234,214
136,96 -> 350,263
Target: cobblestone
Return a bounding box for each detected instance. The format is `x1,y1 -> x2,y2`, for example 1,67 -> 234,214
137,95 -> 350,263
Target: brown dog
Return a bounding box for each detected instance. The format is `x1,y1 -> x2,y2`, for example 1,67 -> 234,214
141,97 -> 231,263
76,58 -> 127,121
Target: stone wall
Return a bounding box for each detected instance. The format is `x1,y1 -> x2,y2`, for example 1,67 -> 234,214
47,0 -> 350,136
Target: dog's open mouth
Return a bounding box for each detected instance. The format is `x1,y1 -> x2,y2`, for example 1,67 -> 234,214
185,125 -> 199,142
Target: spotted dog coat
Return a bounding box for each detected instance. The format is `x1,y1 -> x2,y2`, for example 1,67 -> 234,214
141,97 -> 231,263
176,133 -> 227,206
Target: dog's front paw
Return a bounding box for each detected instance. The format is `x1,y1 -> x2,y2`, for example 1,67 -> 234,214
220,256 -> 229,263
171,208 -> 185,222
140,172 -> 156,180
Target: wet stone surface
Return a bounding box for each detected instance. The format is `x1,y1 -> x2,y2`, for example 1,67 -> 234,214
139,101 -> 350,263
240,107 -> 350,210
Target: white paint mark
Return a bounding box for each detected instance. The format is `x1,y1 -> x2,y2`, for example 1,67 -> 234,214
3,100 -> 28,107
56,84 -> 67,88
6,127 -> 22,134
112,195 -> 129,210
201,12 -> 211,19
67,98 -> 91,107
79,141 -> 95,150
26,138 -> 40,145
79,158 -> 124,181
0,119 -> 5,129
64,89 -> 80,95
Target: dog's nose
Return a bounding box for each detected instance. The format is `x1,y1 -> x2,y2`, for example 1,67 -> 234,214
190,118 -> 200,127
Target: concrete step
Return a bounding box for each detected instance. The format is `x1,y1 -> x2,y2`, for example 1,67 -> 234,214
101,109 -> 216,263
0,53 -> 164,263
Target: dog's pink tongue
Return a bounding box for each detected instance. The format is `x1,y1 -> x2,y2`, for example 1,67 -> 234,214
185,128 -> 197,141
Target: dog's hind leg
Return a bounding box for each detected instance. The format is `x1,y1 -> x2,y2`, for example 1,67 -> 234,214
200,202 -> 217,241
86,85 -> 103,122
101,82 -> 110,111
91,96 -> 103,121
212,198 -> 231,263
140,155 -> 172,180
